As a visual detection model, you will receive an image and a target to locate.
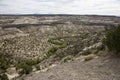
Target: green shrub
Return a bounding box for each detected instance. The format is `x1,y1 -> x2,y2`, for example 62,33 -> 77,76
25,59 -> 39,66
0,56 -> 9,70
105,25 -> 120,54
48,46 -> 58,53
48,38 -> 63,45
0,73 -> 9,80
20,64 -> 32,74
82,50 -> 91,55
59,43 -> 67,48
24,59 -> 36,65
35,65 -> 40,70
15,57 -> 48,75
47,38 -> 67,59
16,62 -> 33,75
61,56 -> 73,63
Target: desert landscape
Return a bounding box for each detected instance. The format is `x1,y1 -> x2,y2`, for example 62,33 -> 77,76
0,15 -> 120,80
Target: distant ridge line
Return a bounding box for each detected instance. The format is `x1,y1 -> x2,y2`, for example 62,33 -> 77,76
0,14 -> 119,17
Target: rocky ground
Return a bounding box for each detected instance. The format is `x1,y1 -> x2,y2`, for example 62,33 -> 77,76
20,53 -> 120,80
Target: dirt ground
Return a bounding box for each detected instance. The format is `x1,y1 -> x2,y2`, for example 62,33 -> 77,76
22,53 -> 120,80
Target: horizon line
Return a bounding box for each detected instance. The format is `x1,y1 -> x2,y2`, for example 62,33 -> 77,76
0,14 -> 119,17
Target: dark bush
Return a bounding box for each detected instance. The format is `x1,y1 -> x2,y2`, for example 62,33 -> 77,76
0,56 -> 9,70
16,62 -> 33,75
0,73 -> 9,80
105,25 -> 120,54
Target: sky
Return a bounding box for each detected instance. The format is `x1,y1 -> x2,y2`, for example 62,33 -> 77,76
0,0 -> 120,16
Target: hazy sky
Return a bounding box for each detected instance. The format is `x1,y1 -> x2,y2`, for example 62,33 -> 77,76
0,0 -> 120,16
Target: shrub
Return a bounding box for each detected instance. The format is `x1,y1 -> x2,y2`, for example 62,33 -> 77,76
0,73 -> 9,80
0,56 -> 9,70
61,56 -> 73,63
35,65 -> 40,70
48,46 -> 58,53
16,62 -> 33,75
59,43 -> 67,48
105,25 -> 120,54
48,38 -> 63,45
82,50 -> 91,55
15,58 -> 47,75
20,64 -> 32,74
25,59 -> 38,66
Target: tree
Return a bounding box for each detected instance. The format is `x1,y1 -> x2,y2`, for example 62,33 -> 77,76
105,25 -> 120,54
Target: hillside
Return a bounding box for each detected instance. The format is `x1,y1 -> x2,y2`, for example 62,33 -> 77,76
0,15 -> 120,80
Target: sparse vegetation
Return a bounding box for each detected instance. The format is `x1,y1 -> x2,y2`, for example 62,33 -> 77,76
48,38 -> 63,45
16,62 -> 33,75
15,56 -> 50,75
47,38 -> 67,58
61,56 -> 73,63
15,58 -> 46,75
24,58 -> 42,66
